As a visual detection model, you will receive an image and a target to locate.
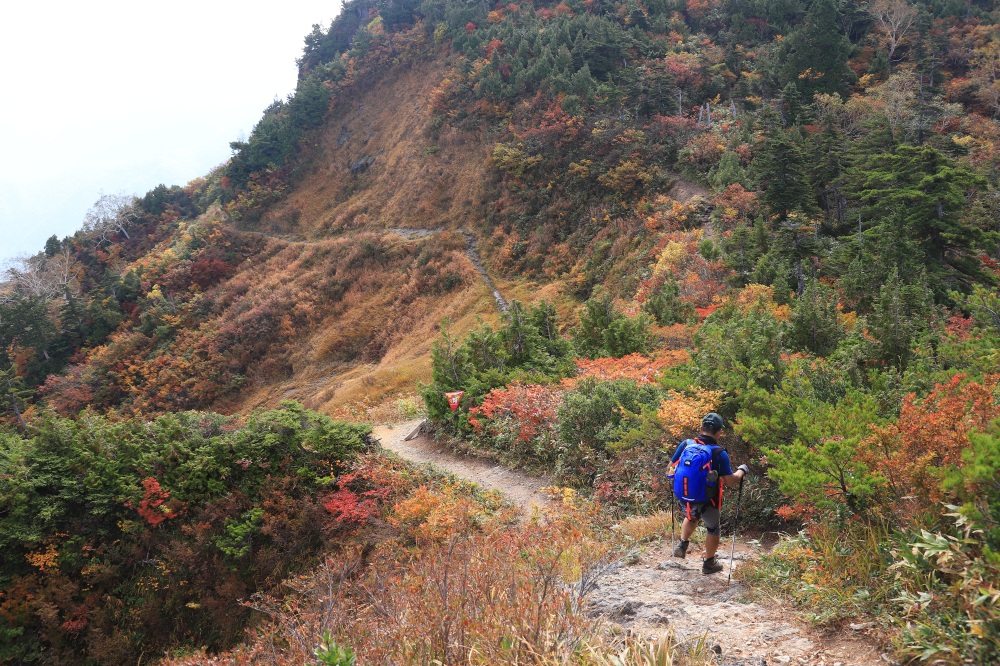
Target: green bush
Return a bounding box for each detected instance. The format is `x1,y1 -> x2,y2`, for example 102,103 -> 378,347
421,301 -> 574,429
0,402 -> 371,662
556,378 -> 663,482
574,293 -> 652,359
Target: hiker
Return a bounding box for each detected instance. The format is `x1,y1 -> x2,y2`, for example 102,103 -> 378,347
668,412 -> 749,574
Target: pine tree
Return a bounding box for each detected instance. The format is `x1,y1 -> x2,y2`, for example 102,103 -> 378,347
790,279 -> 842,356
0,366 -> 30,431
779,0 -> 857,99
869,267 -> 933,369
849,144 -> 992,292
752,125 -> 812,221
806,117 -> 849,231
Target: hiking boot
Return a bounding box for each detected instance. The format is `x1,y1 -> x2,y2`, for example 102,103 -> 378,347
672,540 -> 689,558
702,556 -> 724,575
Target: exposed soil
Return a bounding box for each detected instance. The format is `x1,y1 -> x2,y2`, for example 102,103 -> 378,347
373,420 -> 551,513
372,420 -> 892,666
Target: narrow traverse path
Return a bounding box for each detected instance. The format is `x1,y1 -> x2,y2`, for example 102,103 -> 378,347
372,419 -> 551,513
231,223 -> 509,314
372,419 -> 891,666
389,228 -> 508,313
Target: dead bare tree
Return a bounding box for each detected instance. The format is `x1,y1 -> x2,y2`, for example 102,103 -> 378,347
3,245 -> 80,302
83,192 -> 141,244
869,0 -> 917,66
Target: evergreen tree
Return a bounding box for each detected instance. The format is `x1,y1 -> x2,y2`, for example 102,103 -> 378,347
806,116 -> 849,231
0,366 -> 30,431
752,125 -> 812,221
789,279 -> 842,356
644,275 -> 694,325
574,292 -> 651,358
779,0 -> 857,98
869,267 -> 934,369
849,144 -> 992,292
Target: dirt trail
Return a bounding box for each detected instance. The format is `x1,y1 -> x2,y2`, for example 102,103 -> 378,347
372,419 -> 890,666
373,420 -> 551,513
231,223 -> 509,314
589,541 -> 888,666
389,227 -> 508,313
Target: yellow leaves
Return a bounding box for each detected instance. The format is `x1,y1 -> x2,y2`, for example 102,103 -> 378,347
656,387 -> 724,440
26,544 -> 59,572
612,128 -> 647,145
952,134 -> 976,148
568,160 -> 592,179
542,486 -> 579,508
490,142 -> 543,178
733,284 -> 791,321
597,160 -> 657,192
652,240 -> 691,276
797,67 -> 826,81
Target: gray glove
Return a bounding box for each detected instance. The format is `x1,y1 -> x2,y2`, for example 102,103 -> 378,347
737,464 -> 750,476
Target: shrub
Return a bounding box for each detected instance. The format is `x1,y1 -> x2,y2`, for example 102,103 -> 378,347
0,402 -> 372,663
574,293 -> 652,359
556,378 -> 663,482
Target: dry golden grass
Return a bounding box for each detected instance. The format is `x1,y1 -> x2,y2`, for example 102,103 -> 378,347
217,56 -> 513,418
612,511 -> 677,544
262,58 -> 491,238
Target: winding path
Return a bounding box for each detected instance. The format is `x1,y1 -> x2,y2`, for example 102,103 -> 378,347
372,419 -> 550,513
231,220 -> 509,315
371,419 -> 892,666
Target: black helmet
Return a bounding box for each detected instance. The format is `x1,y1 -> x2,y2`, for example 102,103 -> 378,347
701,412 -> 725,432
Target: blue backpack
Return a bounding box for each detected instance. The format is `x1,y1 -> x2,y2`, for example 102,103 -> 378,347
669,439 -> 723,506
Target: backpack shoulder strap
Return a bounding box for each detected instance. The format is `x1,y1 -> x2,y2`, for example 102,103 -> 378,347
709,445 -> 727,469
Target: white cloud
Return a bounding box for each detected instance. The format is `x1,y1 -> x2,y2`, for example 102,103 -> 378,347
0,0 -> 341,260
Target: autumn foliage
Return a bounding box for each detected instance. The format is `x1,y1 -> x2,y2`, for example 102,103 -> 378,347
862,374 -> 1000,515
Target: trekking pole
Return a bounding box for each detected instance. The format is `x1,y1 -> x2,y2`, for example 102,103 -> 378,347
670,500 -> 675,544
727,475 -> 745,585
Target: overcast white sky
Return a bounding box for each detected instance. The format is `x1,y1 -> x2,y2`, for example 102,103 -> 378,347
0,1 -> 342,262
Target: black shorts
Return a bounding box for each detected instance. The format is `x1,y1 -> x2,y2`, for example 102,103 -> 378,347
678,501 -> 721,535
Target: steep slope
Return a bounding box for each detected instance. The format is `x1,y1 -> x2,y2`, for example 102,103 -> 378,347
261,57 -> 491,238
224,56 -> 509,413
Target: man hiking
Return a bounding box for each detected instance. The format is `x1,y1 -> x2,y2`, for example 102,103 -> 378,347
669,412 -> 749,574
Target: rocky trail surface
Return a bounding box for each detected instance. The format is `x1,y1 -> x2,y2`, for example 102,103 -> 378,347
373,420 -> 892,666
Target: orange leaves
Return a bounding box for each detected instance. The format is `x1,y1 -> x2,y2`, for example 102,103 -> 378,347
685,0 -> 716,21
133,477 -> 183,527
390,485 -> 483,544
644,230 -> 731,311
712,183 -> 759,227
570,352 -> 688,385
25,544 -> 60,572
642,195 -> 695,231
862,374 -> 1000,514
470,383 -> 560,443
656,387 -> 724,440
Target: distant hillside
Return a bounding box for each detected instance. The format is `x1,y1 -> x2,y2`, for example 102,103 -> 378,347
0,0 -> 997,422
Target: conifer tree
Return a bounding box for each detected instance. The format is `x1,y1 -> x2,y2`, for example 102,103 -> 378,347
779,0 -> 856,99
790,279 -> 842,356
752,124 -> 812,221
849,144 -> 992,292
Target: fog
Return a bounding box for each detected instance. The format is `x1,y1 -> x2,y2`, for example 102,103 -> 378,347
0,0 -> 340,262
